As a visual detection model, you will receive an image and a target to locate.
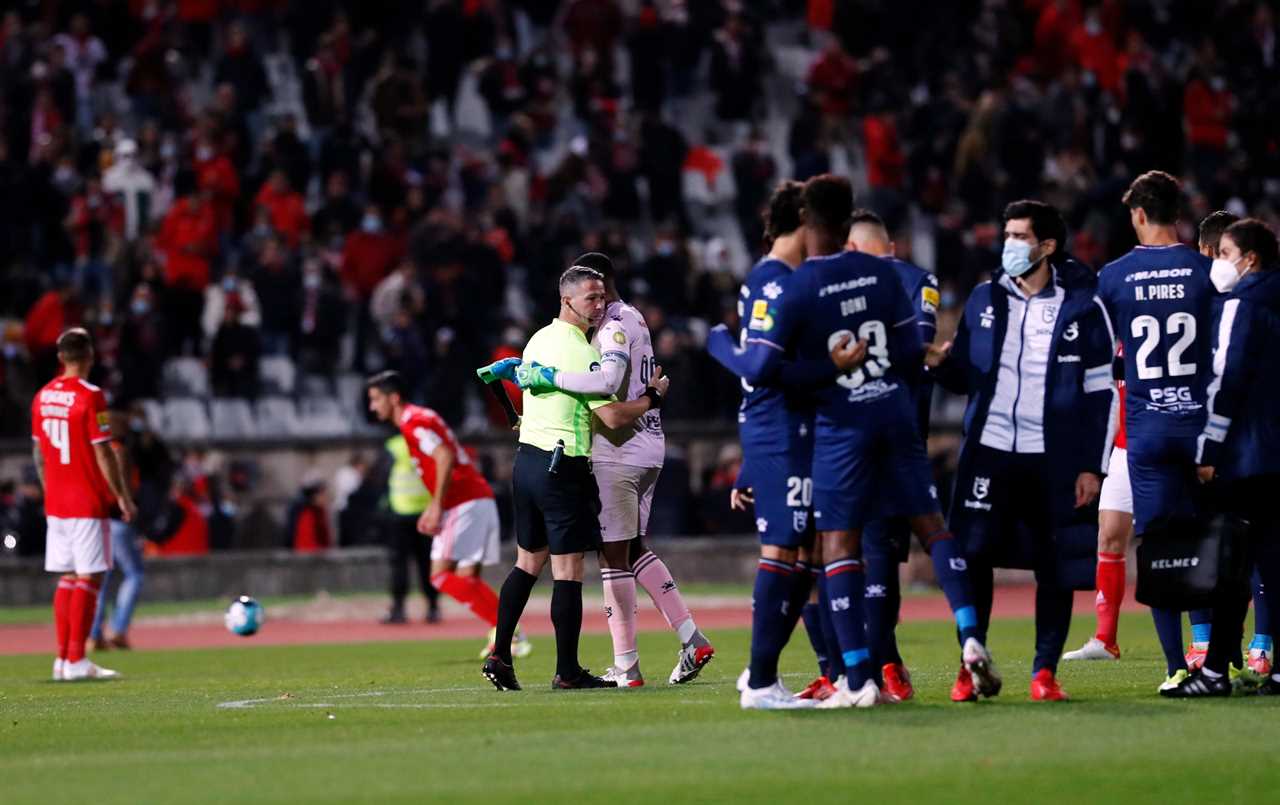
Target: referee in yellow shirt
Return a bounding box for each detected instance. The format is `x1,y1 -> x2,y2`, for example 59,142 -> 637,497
481,264 -> 670,690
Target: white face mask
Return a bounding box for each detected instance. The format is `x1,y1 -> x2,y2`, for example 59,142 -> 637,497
1211,257 -> 1244,293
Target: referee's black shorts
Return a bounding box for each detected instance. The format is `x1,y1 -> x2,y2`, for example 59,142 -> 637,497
512,444 -> 602,555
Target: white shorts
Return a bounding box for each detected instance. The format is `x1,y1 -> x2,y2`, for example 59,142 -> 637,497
1099,447 -> 1132,515
431,498 -> 500,566
44,516 -> 112,574
594,462 -> 661,543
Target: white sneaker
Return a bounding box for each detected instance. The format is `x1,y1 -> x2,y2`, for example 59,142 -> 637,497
736,667 -> 750,693
740,680 -> 817,710
962,637 -> 1002,698
52,658 -> 65,681
816,676 -> 881,709
601,661 -> 644,688
669,642 -> 715,684
1062,637 -> 1120,661
62,658 -> 119,681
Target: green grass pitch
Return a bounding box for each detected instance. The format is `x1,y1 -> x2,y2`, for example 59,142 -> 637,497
3,613 -> 1279,804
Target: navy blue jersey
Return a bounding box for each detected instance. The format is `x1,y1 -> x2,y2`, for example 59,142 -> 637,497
889,257 -> 938,434
1096,244 -> 1215,428
736,257 -> 813,454
889,257 -> 939,346
759,251 -> 921,427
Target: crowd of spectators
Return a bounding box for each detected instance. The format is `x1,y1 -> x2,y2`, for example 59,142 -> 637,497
3,0 -> 1280,541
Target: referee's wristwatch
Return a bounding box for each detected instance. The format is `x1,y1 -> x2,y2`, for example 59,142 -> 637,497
641,385 -> 664,410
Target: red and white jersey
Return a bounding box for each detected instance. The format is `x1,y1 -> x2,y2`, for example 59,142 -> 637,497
398,404 -> 493,509
31,376 -> 116,518
1114,344 -> 1126,450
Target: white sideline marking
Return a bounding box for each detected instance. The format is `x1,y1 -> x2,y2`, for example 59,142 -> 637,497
217,686 -> 716,710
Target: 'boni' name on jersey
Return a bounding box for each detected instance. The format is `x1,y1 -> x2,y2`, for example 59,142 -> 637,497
758,250 -> 921,426
1096,244 -> 1214,418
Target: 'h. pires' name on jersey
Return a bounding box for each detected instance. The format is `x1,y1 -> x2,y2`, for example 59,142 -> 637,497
755,250 -> 922,426
1096,243 -> 1214,422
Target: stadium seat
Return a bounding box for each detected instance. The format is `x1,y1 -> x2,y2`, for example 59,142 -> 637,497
259,356 -> 297,395
162,358 -> 210,397
255,396 -> 301,437
162,398 -> 212,441
210,398 -> 258,440
297,396 -> 351,437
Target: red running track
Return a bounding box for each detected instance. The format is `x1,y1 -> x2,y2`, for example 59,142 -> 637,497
0,586 -> 1145,656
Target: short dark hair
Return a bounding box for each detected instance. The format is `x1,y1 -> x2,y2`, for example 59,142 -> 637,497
1197,210 -> 1240,255
1002,199 -> 1067,252
55,328 -> 93,364
849,208 -> 887,230
572,252 -> 613,278
1223,218 -> 1280,271
763,181 -> 804,240
558,265 -> 605,296
801,174 -> 854,237
365,370 -> 406,397
1122,170 -> 1181,225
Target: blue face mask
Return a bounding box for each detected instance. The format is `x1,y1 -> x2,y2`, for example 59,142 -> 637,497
1002,238 -> 1037,278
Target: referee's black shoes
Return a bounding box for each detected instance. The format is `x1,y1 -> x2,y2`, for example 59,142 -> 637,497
1159,669 -> 1232,698
551,668 -> 617,690
483,655 -> 522,691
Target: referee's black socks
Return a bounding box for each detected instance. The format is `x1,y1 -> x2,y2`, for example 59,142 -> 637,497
550,580 -> 584,679
494,567 -> 538,664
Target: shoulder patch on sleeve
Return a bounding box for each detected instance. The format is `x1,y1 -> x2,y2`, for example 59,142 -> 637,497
922,286 -> 940,312
612,330 -> 627,345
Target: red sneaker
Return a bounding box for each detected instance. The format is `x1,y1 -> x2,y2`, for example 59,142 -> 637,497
1185,644 -> 1207,672
882,663 -> 914,702
795,676 -> 838,701
951,666 -> 977,702
1030,669 -> 1069,701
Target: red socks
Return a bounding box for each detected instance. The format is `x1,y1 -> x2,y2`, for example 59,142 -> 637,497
1094,552 -> 1125,647
66,578 -> 100,663
54,578 -> 75,660
431,571 -> 500,626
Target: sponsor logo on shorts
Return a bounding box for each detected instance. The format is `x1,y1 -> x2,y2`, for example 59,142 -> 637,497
949,557 -> 968,571
756,517 -> 769,534
1151,557 -> 1200,570
830,596 -> 851,612
604,605 -> 614,619
865,584 -> 886,598
661,580 -> 676,593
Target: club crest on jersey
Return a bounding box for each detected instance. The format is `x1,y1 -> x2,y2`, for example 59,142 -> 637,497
793,511 -> 808,532
762,281 -> 783,300
1043,305 -> 1058,324
972,477 -> 990,499
980,306 -> 994,328
964,476 -> 993,511
1062,322 -> 1079,341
